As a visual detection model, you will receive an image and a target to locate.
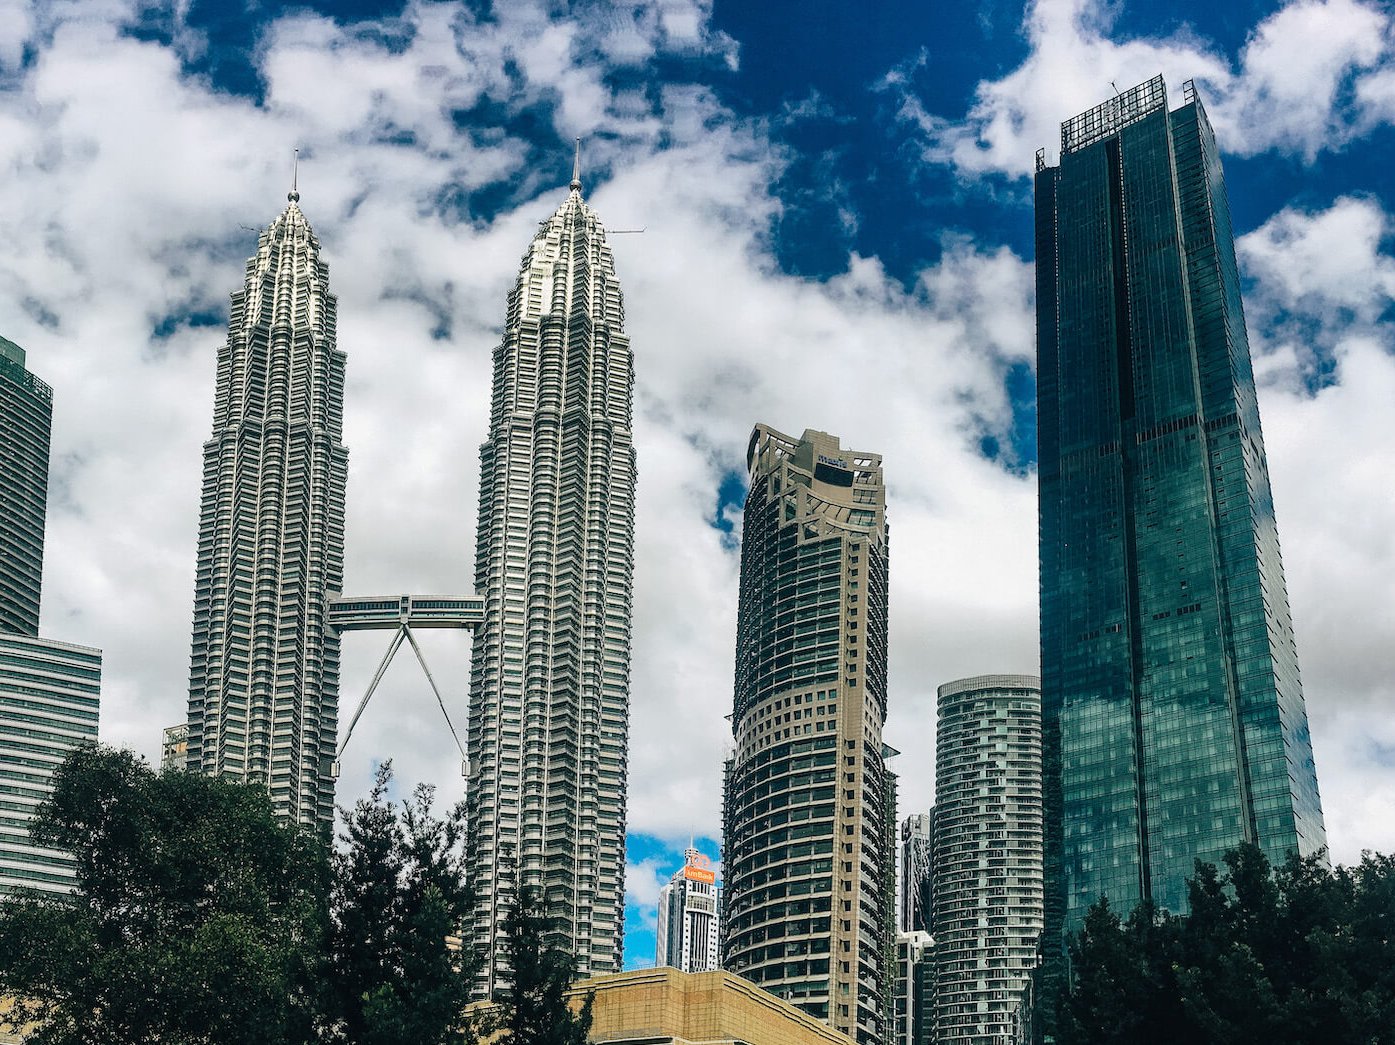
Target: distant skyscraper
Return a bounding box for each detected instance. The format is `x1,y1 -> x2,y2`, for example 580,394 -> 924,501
656,845 -> 722,974
161,723 -> 189,771
893,930 -> 934,1045
0,635 -> 101,895
184,187 -> 348,829
899,810 -> 933,934
465,157 -> 636,992
1036,72 -> 1325,950
722,426 -> 895,1045
932,674 -> 1043,1045
0,335 -> 51,637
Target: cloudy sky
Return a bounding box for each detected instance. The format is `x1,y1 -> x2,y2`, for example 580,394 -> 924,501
5,0 -> 1395,967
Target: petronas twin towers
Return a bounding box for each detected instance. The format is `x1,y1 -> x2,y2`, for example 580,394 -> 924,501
183,160 -> 635,979
466,167 -> 636,987
185,188 -> 348,828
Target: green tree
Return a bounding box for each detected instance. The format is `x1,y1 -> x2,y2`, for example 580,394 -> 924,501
325,762 -> 480,1044
1056,899 -> 1190,1045
0,745 -> 327,1045
492,884 -> 593,1045
1058,843 -> 1395,1045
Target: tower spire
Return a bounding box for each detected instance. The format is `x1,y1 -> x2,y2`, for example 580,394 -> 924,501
570,137 -> 582,193
289,148 -> 300,204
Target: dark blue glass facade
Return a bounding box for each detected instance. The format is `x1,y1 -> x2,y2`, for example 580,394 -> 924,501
1036,77 -> 1326,953
0,335 -> 51,638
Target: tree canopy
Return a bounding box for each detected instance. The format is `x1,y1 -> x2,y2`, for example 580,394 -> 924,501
0,745 -> 327,1044
326,763 -> 480,1044
1057,843 -> 1395,1045
0,747 -> 487,1045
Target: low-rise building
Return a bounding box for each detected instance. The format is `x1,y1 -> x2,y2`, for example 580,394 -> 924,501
469,967 -> 857,1044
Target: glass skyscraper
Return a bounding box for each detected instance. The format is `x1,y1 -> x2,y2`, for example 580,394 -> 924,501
1036,73 -> 1326,953
0,335 -> 51,637
184,187 -> 348,829
465,160 -> 636,991
722,426 -> 895,1045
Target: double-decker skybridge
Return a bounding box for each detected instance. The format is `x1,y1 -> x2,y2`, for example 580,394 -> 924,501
326,594 -> 484,779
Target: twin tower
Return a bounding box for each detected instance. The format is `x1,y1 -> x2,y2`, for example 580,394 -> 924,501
181,163 -> 635,987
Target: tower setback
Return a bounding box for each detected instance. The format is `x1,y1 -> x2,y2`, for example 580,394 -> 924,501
185,191 -> 348,829
465,163 -> 636,990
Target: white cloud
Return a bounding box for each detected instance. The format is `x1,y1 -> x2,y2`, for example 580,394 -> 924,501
1237,196 -> 1395,860
1223,0 -> 1389,158
1239,195 -> 1395,390
1,0 -> 1390,910
1262,335 -> 1395,860
894,0 -> 1395,176
624,855 -> 670,935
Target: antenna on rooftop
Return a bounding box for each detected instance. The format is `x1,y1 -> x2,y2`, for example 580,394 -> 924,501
289,148 -> 301,203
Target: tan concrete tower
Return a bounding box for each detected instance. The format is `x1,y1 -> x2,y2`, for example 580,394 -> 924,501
723,426 -> 895,1045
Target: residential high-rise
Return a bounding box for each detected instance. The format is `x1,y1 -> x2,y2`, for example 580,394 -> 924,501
722,426 -> 894,1045
932,675 -> 1043,1045
1036,74 -> 1325,948
899,810 -> 933,934
0,335 -> 51,637
0,635 -> 101,896
184,187 -> 348,829
656,845 -> 721,973
465,157 -> 636,991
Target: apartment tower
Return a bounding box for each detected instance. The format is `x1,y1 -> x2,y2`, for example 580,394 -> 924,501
932,674 -> 1043,1045
722,426 -> 895,1045
1036,73 -> 1326,962
184,187 -> 348,829
465,157 -> 636,991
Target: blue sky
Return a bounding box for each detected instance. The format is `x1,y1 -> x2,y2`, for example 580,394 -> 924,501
3,0 -> 1395,970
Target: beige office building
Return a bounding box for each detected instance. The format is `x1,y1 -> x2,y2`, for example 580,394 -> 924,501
472,967 -> 856,1044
